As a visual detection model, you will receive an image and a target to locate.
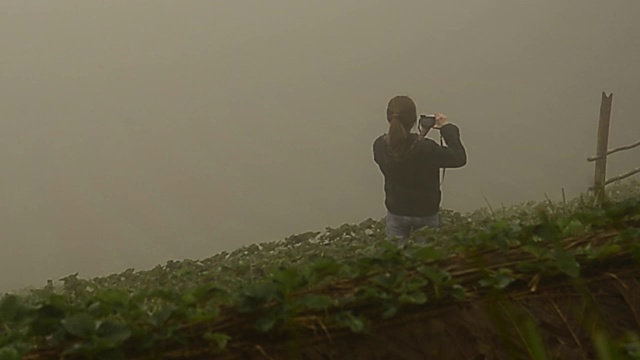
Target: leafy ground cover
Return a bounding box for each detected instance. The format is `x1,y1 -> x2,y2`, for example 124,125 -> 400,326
1,180 -> 639,359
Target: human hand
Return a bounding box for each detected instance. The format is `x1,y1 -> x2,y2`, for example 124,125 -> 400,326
434,113 -> 448,128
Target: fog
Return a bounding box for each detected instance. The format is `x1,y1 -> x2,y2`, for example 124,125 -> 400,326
1,1 -> 639,292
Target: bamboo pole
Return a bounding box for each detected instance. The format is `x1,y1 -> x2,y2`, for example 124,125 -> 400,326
593,92 -> 613,205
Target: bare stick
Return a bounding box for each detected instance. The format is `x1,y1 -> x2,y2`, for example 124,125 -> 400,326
603,167 -> 640,186
587,139 -> 640,162
589,167 -> 640,190
550,297 -> 583,348
482,194 -> 496,219
592,92 -> 613,205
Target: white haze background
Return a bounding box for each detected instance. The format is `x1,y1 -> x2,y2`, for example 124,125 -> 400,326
1,1 -> 639,292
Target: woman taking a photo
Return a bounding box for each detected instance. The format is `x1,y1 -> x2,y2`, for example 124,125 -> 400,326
373,95 -> 467,241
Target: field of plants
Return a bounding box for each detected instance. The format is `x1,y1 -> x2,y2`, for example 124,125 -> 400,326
1,180 -> 639,359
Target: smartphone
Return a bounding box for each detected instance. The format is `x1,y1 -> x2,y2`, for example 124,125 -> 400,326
419,114 -> 436,130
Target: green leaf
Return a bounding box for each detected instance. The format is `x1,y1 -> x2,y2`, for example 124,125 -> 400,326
255,313 -> 278,333
0,347 -> 20,360
621,332 -> 640,359
62,342 -> 91,358
29,303 -> 67,336
532,222 -> 561,241
479,268 -> 515,290
96,320 -> 131,344
494,274 -> 514,289
0,295 -> 24,323
149,304 -> 178,327
593,330 -> 622,360
62,312 -> 96,338
417,266 -> 451,285
561,219 -> 586,237
381,304 -> 399,319
335,312 -> 367,333
190,284 -> 229,303
408,246 -> 443,262
237,282 -> 281,313
624,339 -> 640,359
521,318 -> 550,360
554,249 -> 580,278
355,285 -> 390,302
303,258 -> 343,284
401,277 -> 428,292
398,290 -> 427,305
522,244 -> 546,258
272,267 -> 307,292
398,291 -> 427,305
371,272 -> 405,290
590,243 -> 622,260
95,289 -> 130,309
296,294 -> 333,310
204,332 -> 231,350
450,285 -> 467,300
346,315 -> 366,333
181,293 -> 198,307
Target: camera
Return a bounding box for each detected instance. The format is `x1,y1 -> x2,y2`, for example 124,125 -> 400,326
418,114 -> 436,131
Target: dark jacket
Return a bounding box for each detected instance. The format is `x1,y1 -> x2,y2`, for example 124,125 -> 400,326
373,123 -> 467,216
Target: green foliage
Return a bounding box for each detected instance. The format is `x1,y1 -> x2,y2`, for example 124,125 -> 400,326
0,347 -> 20,360
0,180 -> 638,358
62,313 -> 97,338
333,311 -> 368,333
521,317 -> 550,360
203,331 -> 231,351
552,248 -> 580,278
594,330 -> 624,360
479,268 -> 516,290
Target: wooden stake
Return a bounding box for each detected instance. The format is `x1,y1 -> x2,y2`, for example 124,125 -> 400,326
593,92 -> 613,205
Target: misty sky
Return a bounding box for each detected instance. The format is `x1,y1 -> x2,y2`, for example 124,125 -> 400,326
2,1 -> 639,292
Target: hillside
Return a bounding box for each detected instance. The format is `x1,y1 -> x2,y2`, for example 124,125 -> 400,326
1,180 -> 639,359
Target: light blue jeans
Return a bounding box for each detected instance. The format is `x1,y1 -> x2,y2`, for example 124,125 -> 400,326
385,211 -> 439,241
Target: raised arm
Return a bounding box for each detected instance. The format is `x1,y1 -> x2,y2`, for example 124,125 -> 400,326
430,114 -> 466,168
433,124 -> 467,168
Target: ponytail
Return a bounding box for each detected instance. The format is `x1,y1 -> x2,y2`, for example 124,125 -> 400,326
385,96 -> 417,158
386,113 -> 409,157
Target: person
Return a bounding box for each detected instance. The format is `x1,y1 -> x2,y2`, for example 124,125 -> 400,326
373,95 -> 467,242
